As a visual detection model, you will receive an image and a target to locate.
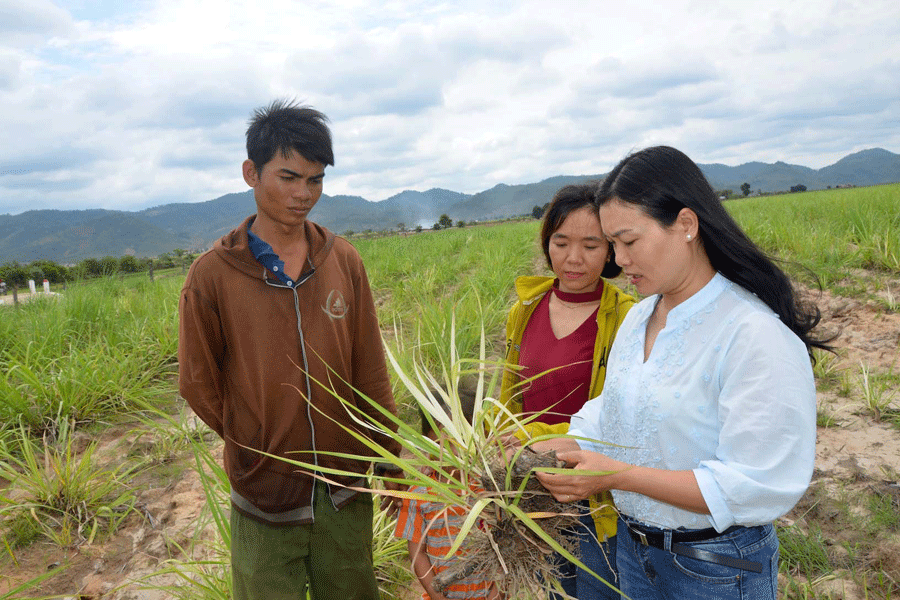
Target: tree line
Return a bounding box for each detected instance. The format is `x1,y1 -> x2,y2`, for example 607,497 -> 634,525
528,183 -> 810,217
0,249 -> 197,289
346,214 -> 470,238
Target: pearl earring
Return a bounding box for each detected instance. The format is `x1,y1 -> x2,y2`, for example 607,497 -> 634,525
686,234 -> 692,241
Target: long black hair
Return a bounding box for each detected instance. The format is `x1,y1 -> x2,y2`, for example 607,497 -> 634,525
597,146 -> 833,358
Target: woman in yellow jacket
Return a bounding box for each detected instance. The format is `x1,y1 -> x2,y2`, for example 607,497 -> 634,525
500,183 -> 635,599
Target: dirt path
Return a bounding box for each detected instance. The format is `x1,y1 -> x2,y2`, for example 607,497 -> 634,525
0,291 -> 60,305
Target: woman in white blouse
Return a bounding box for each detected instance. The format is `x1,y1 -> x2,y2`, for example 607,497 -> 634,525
534,146 -> 832,599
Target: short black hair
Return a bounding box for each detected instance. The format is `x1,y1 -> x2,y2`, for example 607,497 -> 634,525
540,182 -> 621,279
246,99 -> 334,171
419,386 -> 477,437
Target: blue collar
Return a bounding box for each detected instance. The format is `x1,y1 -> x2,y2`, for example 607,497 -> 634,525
247,226 -> 297,287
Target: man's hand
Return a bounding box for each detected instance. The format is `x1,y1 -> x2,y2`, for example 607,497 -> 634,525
380,479 -> 406,517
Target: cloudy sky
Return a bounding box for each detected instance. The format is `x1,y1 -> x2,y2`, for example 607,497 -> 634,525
1,0 -> 898,215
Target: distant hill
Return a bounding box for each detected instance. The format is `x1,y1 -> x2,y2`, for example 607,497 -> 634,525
1,148 -> 898,264
703,149 -> 900,193
450,175 -> 601,222
0,209 -> 190,263
818,148 -> 900,186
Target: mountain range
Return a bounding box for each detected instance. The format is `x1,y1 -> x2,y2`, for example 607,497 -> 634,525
1,148 -> 898,264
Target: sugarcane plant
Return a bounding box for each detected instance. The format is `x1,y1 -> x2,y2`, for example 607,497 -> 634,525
265,316 -> 620,599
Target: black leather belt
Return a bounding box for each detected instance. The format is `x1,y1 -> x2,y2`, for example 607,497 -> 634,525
626,522 -> 764,573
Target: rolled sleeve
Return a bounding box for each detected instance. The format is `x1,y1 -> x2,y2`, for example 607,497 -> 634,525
693,468 -> 733,530
568,395 -> 607,453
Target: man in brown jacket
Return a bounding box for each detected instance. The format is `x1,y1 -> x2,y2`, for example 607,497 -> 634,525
178,99 -> 402,600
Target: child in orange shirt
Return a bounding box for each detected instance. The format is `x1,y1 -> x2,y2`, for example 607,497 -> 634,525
394,391 -> 500,600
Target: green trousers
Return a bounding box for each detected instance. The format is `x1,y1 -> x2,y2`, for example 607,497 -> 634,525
231,484 -> 380,600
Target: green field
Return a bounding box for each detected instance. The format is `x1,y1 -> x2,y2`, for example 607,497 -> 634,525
1,183 -> 899,599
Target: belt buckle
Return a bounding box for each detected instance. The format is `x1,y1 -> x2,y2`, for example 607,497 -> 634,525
635,529 -> 649,546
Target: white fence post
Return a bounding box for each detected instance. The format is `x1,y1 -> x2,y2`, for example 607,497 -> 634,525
28,279 -> 36,294
43,279 -> 51,293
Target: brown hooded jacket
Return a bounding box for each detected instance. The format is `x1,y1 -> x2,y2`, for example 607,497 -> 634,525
178,216 -> 400,523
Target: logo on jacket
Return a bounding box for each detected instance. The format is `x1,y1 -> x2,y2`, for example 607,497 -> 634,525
323,289 -> 348,319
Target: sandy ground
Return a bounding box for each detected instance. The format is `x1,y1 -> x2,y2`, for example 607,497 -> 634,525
1,275 -> 899,599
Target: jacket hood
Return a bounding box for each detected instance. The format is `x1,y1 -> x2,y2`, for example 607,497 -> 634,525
212,215 -> 336,279
514,276 -> 555,303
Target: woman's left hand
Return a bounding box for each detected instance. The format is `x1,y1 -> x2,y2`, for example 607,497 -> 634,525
535,449 -> 626,502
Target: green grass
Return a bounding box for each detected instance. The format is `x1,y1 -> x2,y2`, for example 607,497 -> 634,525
867,492 -> 900,533
355,222 -> 540,367
726,183 -> 900,284
0,419 -> 142,548
779,478 -> 900,599
0,275 -> 179,439
816,405 -> 838,428
778,523 -> 833,580
857,362 -> 898,421
812,348 -> 841,391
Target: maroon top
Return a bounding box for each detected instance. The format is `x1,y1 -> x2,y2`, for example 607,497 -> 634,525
518,282 -> 603,425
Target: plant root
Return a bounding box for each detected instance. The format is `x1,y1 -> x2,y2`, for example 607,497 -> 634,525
432,447 -> 588,598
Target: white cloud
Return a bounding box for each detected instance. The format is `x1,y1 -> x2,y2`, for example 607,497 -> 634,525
0,0 -> 72,40
0,0 -> 899,215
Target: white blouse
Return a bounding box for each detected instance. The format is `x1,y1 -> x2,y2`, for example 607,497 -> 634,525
568,273 -> 816,531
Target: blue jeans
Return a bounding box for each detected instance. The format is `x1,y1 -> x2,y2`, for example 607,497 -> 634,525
616,516 -> 779,600
555,512 -> 620,600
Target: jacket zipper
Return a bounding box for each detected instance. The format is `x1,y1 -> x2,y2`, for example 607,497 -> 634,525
264,266 -> 324,515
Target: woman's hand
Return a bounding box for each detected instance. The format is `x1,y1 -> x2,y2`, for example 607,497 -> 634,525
535,449 -> 626,502
537,451 -> 713,515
